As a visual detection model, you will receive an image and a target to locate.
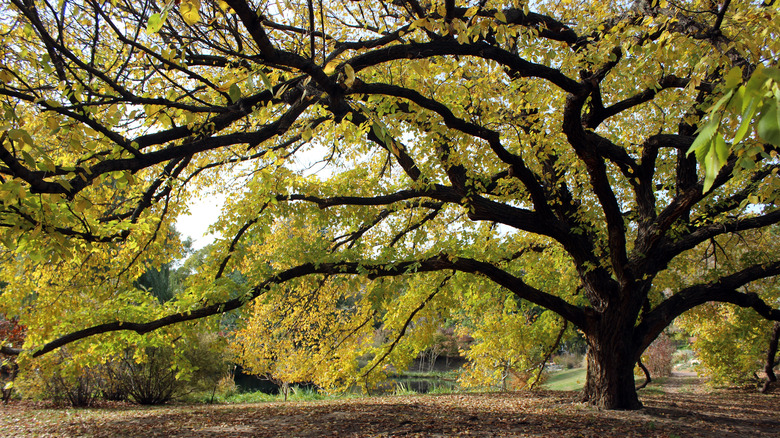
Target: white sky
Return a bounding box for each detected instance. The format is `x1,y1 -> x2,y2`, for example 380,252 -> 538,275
175,195 -> 225,250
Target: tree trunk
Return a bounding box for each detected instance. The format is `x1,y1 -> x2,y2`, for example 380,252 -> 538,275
582,326 -> 642,410
760,322 -> 780,394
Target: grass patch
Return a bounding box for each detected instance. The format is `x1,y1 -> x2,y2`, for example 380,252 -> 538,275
638,386 -> 666,395
543,368 -> 586,391
542,369 -> 655,391
202,385 -> 348,404
399,370 -> 458,379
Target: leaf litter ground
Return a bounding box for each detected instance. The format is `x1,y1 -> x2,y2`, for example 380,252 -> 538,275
2,374 -> 779,437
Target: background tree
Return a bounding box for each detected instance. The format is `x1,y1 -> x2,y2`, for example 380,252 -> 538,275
669,228 -> 780,389
681,303 -> 779,387
1,0 -> 780,410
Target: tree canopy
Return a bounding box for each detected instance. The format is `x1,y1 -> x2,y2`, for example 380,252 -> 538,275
1,0 -> 780,410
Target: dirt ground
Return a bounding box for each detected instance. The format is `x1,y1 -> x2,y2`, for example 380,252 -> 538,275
1,373 -> 778,437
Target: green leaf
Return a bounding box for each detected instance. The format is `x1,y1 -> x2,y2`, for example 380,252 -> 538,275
739,157 -> 756,170
256,70 -> 273,90
21,150 -> 36,168
733,96 -> 759,145
702,145 -> 720,192
228,83 -> 241,103
146,12 -> 167,34
724,66 -> 743,90
744,67 -> 767,95
763,67 -> 780,83
757,100 -> 780,146
372,122 -> 387,144
8,129 -> 33,146
714,134 -> 729,164
710,89 -> 733,114
687,120 -> 718,161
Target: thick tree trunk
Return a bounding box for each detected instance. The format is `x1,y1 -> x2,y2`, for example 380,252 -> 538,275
582,326 -> 642,410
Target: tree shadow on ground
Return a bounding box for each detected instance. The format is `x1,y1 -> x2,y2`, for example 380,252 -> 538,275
17,388 -> 772,438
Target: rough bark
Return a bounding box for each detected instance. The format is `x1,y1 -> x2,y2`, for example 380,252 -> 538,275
760,322 -> 780,394
582,319 -> 642,409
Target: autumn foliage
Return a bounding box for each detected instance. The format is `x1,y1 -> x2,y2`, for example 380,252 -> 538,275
1,0 -> 780,411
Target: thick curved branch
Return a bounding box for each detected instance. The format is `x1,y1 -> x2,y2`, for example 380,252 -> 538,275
691,165 -> 780,224
5,99 -> 312,196
583,75 -> 690,129
331,26 -> 409,60
30,254 -> 587,357
1,345 -> 22,356
502,8 -> 579,45
339,101 -> 423,181
350,82 -> 558,222
635,260 -> 780,351
349,40 -> 582,94
223,0 -> 278,60
286,187 -> 562,240
655,210 -> 780,272
351,83 -> 505,160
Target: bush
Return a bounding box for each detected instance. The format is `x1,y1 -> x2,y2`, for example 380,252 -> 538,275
182,332 -> 233,398
48,368 -> 101,407
553,353 -> 584,370
642,333 -> 675,378
17,333 -> 232,406
15,350 -> 102,407
104,332 -> 232,405
104,347 -> 182,405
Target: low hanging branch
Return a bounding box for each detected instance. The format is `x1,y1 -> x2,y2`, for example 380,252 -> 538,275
529,319 -> 568,390
360,274 -> 453,378
635,359 -> 652,390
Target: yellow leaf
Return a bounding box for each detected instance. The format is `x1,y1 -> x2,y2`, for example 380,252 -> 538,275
180,0 -> 201,25
74,198 -> 91,213
302,127 -> 313,142
0,70 -> 13,84
344,64 -> 356,88
323,60 -> 339,75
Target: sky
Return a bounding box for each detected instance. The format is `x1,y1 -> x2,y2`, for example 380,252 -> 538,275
175,195 -> 225,250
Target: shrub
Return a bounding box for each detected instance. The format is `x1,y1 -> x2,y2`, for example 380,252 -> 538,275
104,332 -> 232,405
104,347 -> 182,405
553,352 -> 584,370
642,333 -> 675,378
16,329 -> 232,406
15,350 -> 102,407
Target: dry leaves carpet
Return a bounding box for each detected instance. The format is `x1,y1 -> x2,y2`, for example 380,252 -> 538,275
1,377 -> 779,437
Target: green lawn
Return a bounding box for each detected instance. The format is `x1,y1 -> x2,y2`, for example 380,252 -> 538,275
542,368 -> 586,391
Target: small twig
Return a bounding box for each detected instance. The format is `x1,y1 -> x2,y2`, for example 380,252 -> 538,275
361,274 -> 452,378
529,319 -> 568,390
